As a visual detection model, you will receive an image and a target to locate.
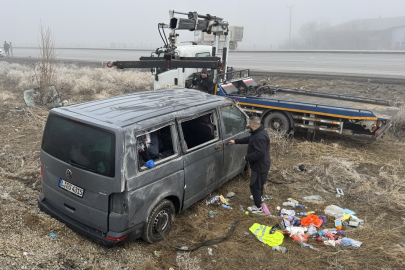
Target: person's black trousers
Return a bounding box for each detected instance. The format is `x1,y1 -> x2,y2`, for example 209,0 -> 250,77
250,171 -> 268,208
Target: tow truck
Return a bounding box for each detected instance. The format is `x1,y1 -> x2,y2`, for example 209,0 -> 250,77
107,10 -> 399,140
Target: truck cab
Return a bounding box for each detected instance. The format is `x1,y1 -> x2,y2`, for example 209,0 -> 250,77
153,45 -> 212,90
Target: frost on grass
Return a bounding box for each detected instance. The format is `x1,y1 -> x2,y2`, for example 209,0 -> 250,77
176,253 -> 202,270
391,105 -> 405,136
0,61 -> 154,100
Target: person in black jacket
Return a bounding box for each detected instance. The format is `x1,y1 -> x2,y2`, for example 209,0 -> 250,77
197,68 -> 215,94
228,116 -> 270,212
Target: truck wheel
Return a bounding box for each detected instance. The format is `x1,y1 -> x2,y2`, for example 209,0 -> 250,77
263,112 -> 291,133
142,199 -> 175,243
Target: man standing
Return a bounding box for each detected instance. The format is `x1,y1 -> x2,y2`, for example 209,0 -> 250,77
197,68 -> 215,95
3,41 -> 10,56
228,116 -> 270,213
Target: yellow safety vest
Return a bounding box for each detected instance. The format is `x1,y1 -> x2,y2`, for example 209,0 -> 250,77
249,223 -> 284,247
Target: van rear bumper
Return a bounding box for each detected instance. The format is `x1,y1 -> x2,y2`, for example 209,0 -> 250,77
38,193 -> 143,247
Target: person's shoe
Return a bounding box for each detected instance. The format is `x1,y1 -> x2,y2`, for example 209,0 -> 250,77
250,195 -> 272,201
250,195 -> 264,201
247,205 -> 263,213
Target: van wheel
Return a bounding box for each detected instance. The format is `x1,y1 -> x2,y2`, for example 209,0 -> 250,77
263,112 -> 291,133
142,199 -> 175,243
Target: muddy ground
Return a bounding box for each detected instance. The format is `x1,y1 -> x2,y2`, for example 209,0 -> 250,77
0,58 -> 405,270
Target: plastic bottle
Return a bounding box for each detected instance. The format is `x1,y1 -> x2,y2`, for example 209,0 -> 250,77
350,215 -> 364,224
282,202 -> 296,207
302,195 -> 321,200
335,220 -> 342,230
221,204 -> 232,210
209,211 -> 217,218
295,204 -> 306,209
272,246 -> 288,253
288,198 -> 299,204
299,212 -> 308,216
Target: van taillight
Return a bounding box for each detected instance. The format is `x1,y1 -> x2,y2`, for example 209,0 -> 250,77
41,165 -> 43,179
106,235 -> 128,241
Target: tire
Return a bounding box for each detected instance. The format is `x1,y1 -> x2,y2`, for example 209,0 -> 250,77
142,199 -> 175,243
263,112 -> 291,133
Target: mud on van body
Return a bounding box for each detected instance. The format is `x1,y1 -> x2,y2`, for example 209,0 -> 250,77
38,89 -> 249,247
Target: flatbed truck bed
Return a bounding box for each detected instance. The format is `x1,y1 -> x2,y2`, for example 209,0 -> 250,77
215,71 -> 399,139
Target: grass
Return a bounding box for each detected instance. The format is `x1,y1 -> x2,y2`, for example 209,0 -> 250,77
0,61 -> 154,103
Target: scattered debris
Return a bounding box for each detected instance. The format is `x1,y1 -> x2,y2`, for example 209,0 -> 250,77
206,195 -> 232,209
48,232 -> 58,239
324,205 -> 345,216
298,164 -> 306,171
208,211 -> 218,218
262,203 -> 271,216
279,170 -> 295,183
272,246 -> 288,252
154,251 -> 161,257
302,195 -> 321,200
207,248 -> 213,256
336,188 -> 344,197
23,86 -> 62,108
249,223 -> 284,247
226,192 -> 235,198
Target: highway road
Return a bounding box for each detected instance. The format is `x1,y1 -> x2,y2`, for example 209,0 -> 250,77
8,48 -> 405,78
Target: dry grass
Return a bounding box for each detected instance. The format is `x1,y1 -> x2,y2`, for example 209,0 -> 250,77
0,61 -> 154,103
144,133 -> 405,270
391,105 -> 405,136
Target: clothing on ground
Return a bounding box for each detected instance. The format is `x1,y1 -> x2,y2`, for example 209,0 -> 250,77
249,223 -> 284,247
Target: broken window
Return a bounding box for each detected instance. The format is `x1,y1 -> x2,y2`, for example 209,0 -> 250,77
180,112 -> 219,152
221,106 -> 247,138
137,124 -> 178,169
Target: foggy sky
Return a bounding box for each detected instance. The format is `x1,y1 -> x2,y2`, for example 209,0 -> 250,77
2,0 -> 405,48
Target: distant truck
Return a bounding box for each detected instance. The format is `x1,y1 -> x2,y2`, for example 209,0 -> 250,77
194,26 -> 243,50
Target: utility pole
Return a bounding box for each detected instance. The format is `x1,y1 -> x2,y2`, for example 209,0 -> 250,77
287,5 -> 294,49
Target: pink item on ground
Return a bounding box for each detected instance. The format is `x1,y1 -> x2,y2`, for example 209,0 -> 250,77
262,203 -> 271,216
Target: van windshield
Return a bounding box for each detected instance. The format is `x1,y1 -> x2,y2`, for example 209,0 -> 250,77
42,114 -> 115,177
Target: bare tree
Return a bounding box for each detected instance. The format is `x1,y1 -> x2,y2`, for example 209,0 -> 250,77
299,20 -> 330,49
36,22 -> 56,104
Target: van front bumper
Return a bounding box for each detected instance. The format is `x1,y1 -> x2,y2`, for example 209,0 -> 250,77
38,193 -> 143,247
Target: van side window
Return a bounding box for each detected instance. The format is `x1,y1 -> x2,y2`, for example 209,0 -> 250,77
221,106 -> 247,138
137,125 -> 178,169
180,112 -> 218,152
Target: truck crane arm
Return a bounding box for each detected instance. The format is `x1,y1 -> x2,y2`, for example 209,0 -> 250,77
107,56 -> 222,70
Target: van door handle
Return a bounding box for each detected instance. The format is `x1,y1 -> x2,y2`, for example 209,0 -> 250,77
215,142 -> 223,150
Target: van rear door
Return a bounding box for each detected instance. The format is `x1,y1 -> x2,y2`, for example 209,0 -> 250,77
41,114 -> 116,233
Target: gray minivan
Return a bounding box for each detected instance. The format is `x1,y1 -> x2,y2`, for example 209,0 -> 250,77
38,89 -> 249,246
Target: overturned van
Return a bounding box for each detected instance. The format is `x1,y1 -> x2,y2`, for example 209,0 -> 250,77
38,89 -> 249,246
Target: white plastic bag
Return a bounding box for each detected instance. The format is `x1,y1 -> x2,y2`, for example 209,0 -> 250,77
324,205 -> 345,216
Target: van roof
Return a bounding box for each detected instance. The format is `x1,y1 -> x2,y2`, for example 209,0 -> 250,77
53,89 -> 229,128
